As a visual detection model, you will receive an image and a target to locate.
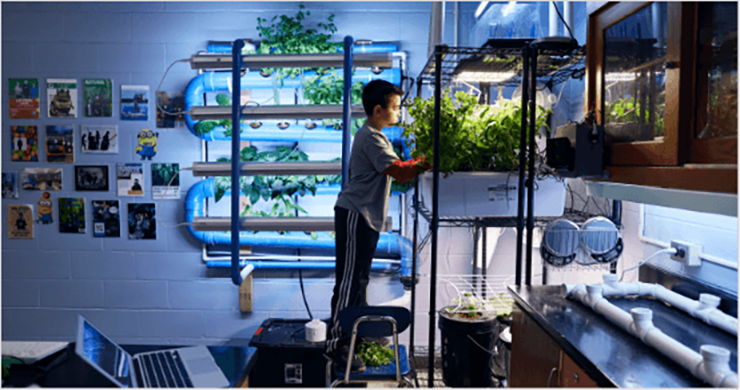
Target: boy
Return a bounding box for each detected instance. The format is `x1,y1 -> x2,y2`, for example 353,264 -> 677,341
326,79 -> 430,372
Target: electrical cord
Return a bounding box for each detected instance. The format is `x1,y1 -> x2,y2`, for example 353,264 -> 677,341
552,1 -> 575,42
155,59 -> 191,115
619,248 -> 678,282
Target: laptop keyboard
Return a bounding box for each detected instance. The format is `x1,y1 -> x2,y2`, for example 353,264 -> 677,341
140,350 -> 194,388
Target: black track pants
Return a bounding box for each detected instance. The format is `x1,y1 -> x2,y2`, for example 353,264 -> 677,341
326,206 -> 380,353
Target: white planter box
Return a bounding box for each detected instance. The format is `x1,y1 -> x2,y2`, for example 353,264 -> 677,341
419,172 -> 567,218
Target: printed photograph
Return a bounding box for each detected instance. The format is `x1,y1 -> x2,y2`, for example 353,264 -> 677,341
75,165 -> 109,191
81,125 -> 118,154
151,163 -> 180,199
11,125 -> 38,162
156,91 -> 185,128
7,204 -> 34,239
47,78 -> 77,118
83,79 -> 113,117
2,172 -> 19,199
121,85 -> 149,121
46,125 -> 75,163
116,163 -> 144,196
59,197 -> 85,234
92,200 -> 120,238
21,168 -> 62,191
135,129 -> 158,161
37,192 -> 53,224
8,78 -> 40,119
128,203 -> 156,240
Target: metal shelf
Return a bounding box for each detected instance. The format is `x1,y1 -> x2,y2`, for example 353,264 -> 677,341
189,104 -> 366,121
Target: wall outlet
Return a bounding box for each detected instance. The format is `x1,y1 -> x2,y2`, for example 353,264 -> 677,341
670,240 -> 703,267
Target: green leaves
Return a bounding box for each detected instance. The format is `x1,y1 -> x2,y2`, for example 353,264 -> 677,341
401,88 -> 551,174
357,341 -> 395,366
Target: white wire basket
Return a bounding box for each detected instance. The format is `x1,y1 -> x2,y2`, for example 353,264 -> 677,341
436,274 -> 515,320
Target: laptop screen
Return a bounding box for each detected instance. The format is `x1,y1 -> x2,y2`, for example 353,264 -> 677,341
78,319 -> 134,387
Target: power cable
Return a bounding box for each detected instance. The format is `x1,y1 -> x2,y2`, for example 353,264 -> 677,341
552,1 -> 575,42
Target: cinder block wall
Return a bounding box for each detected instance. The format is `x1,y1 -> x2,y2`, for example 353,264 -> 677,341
1,1 -> 478,345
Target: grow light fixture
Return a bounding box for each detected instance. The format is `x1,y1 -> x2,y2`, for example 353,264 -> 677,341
455,71 -> 516,83
605,72 -> 637,82
189,52 -> 393,70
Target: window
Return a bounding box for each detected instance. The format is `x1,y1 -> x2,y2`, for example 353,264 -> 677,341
640,204 -> 738,268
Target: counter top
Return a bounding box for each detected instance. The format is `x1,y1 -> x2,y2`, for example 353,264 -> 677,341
508,285 -> 737,388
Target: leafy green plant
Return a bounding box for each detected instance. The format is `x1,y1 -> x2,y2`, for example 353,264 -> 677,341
357,341 -> 395,366
255,3 -> 340,89
604,96 -> 665,137
302,70 -> 366,134
214,146 -> 341,219
401,88 -> 550,174
445,292 -> 512,320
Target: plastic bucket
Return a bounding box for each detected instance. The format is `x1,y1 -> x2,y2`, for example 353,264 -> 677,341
438,307 -> 499,387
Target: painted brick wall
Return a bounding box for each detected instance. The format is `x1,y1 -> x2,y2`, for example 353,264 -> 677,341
1,1 -> 478,345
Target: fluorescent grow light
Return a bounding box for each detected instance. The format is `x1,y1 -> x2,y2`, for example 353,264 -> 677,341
605,72 -> 637,82
455,71 -> 516,83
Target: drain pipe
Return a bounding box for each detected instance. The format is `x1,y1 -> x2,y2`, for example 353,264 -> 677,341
566,274 -> 738,336
185,179 -> 414,274
569,285 -> 737,388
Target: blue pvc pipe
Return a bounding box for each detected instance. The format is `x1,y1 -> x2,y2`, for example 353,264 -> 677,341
207,42 -> 398,54
206,260 -> 396,272
341,36 -> 353,188
183,69 -> 401,142
231,39 -> 245,285
185,179 -> 414,275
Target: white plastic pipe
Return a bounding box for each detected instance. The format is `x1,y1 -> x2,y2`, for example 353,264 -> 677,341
565,274 -> 738,336
549,2 -> 559,37
568,285 -> 738,388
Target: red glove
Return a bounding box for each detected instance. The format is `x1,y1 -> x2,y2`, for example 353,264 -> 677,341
383,156 -> 432,183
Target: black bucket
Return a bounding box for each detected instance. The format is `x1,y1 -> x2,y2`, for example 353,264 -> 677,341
438,306 -> 499,387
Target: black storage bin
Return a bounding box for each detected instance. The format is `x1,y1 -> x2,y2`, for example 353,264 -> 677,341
439,308 -> 500,387
249,319 -> 330,387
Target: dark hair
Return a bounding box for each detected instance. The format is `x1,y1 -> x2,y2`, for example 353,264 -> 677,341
361,79 -> 403,116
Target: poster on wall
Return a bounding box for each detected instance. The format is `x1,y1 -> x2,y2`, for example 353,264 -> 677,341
59,197 -> 85,234
128,203 -> 156,240
151,163 -> 180,199
8,78 -> 40,119
10,125 -> 38,162
2,172 -> 19,199
21,168 -> 62,191
81,125 -> 118,154
75,165 -> 109,191
121,85 -> 149,121
116,163 -> 144,197
37,192 -> 53,225
45,125 -> 75,163
135,129 -> 158,161
156,91 -> 185,128
7,204 -> 34,239
83,79 -> 113,117
47,78 -> 78,118
92,200 -> 120,238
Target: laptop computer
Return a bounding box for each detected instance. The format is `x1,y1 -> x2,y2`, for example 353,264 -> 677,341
74,315 -> 230,388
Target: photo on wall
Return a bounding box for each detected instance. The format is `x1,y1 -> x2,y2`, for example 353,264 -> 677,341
21,168 -> 62,191
2,172 -> 19,199
58,197 -> 85,234
121,85 -> 149,121
135,129 -> 158,161
7,204 -> 34,239
128,203 -> 156,240
46,125 -> 75,163
116,163 -> 144,197
83,79 -> 113,117
47,78 -> 77,118
151,163 -> 180,199
8,78 -> 40,119
156,91 -> 185,128
92,200 -> 120,238
10,125 -> 38,162
81,125 -> 118,154
75,165 -> 109,192
37,192 -> 53,225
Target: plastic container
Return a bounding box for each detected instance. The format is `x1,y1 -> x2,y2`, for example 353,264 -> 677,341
438,307 -> 500,387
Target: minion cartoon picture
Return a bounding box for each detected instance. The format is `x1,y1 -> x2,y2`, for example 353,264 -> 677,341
92,200 -> 120,238
121,85 -> 149,121
135,129 -> 158,160
7,204 -> 34,239
58,197 -> 85,234
37,192 -> 53,224
128,203 -> 156,240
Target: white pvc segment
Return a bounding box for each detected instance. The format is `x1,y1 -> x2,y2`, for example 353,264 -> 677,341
568,282 -> 738,388
566,274 -> 738,336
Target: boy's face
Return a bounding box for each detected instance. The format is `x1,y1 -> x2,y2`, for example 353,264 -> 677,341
375,94 -> 402,128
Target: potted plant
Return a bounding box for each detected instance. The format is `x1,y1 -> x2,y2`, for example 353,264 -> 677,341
603,96 -> 664,141
401,87 -> 566,217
